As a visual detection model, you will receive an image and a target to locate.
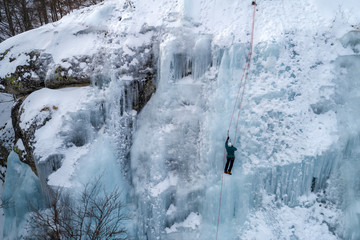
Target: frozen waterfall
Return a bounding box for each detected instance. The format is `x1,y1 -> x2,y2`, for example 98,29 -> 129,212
1,0 -> 359,239
131,26 -> 333,240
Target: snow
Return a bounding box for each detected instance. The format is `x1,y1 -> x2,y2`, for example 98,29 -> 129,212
19,87 -> 92,188
241,205 -> 339,240
150,173 -> 178,197
240,192 -> 340,240
0,54 -> 30,78
20,87 -> 90,132
0,94 -> 13,126
165,212 -> 202,233
46,145 -> 88,188
0,2 -> 113,78
15,139 -> 24,151
166,204 -> 177,215
314,0 -> 360,27
0,0 -> 357,77
16,80 -> 132,192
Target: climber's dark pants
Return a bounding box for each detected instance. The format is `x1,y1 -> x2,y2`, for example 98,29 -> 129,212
224,156 -> 235,172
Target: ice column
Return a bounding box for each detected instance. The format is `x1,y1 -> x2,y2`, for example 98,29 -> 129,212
2,152 -> 45,240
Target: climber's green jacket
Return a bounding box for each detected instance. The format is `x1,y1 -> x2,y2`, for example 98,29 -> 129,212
225,137 -> 237,158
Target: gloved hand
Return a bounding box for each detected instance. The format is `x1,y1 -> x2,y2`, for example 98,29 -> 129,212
227,136 -> 229,140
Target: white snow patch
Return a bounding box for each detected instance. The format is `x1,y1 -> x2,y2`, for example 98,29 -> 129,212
166,204 -> 177,216
15,139 -> 24,151
150,173 -> 178,197
0,53 -> 30,78
165,212 -> 202,233
20,87 -> 90,131
240,193 -> 340,240
47,145 -> 89,187
19,87 -> 92,187
314,0 -> 360,26
0,93 -> 13,124
82,3 -> 114,29
60,61 -> 71,69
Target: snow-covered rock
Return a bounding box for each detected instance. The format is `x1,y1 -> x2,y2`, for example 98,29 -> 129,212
0,1 -> 157,97
0,93 -> 14,181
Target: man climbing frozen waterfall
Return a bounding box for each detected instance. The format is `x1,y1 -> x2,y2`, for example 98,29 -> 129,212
224,135 -> 237,175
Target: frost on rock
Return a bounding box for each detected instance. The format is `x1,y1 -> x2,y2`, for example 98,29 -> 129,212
0,93 -> 14,182
340,31 -> 360,53
0,1 -> 157,97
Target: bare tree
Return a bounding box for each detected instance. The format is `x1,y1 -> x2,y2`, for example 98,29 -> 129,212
0,0 -> 104,42
34,0 -> 49,25
2,0 -> 16,36
27,177 -> 129,240
0,196 -> 13,210
19,0 -> 33,31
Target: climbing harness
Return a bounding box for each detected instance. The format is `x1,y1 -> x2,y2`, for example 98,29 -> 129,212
216,2 -> 257,239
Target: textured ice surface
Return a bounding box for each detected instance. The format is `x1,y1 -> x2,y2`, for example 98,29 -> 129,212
332,49 -> 360,239
129,0 -> 355,239
2,152 -> 45,240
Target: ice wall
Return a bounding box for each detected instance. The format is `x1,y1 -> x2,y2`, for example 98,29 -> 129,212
198,35 -> 340,239
2,151 -> 45,240
332,37 -> 360,238
130,4 -> 347,238
131,28 -> 211,239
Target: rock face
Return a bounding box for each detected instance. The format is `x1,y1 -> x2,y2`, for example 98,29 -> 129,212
0,50 -> 91,97
1,48 -> 157,98
0,93 -> 14,182
4,41 -> 158,179
11,98 -> 44,175
0,1 -> 158,181
1,51 -> 46,96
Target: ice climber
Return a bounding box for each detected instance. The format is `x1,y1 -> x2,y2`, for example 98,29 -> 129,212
224,135 -> 237,175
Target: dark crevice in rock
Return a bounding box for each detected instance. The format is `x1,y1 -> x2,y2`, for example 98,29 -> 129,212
11,97 -> 38,175
132,45 -> 158,112
0,145 -> 8,182
132,78 -> 156,113
11,97 -> 53,176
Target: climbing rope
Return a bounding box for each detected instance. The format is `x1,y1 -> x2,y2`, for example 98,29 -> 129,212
216,2 -> 257,240
234,2 -> 257,141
